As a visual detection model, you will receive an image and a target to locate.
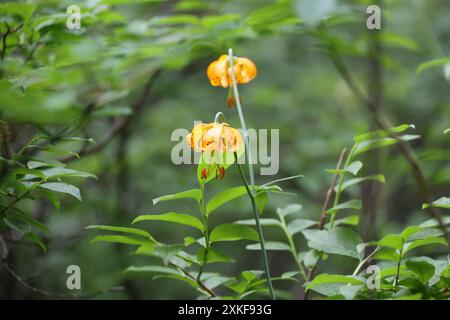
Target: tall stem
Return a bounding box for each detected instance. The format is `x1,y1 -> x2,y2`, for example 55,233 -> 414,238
235,154 -> 275,299
329,146 -> 355,228
228,48 -> 275,300
279,213 -> 306,280
197,184 -> 209,282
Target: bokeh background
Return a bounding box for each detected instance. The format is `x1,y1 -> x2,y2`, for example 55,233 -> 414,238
0,0 -> 449,299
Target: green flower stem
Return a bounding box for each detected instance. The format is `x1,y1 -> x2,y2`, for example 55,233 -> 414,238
352,247 -> 379,276
393,243 -> 404,288
328,145 -> 356,229
228,48 -> 275,300
234,153 -> 276,300
197,184 -> 210,282
278,214 -> 307,280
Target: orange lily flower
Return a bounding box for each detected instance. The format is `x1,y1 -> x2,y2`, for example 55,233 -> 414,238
186,122 -> 243,153
207,54 -> 257,88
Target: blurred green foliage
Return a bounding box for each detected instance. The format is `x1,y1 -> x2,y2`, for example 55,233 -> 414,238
0,0 -> 449,299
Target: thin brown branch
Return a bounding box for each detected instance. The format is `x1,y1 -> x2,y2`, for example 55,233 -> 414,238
328,51 -> 447,236
318,147 -> 348,230
0,233 -> 123,299
60,69 -> 162,163
169,262 -> 216,298
304,148 -> 348,300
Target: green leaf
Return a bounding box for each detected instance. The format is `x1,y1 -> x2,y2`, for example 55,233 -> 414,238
38,182 -> 81,201
377,234 -> 404,250
12,168 -> 46,180
403,236 -> 448,254
302,249 -> 321,269
327,199 -> 362,213
422,197 -> 450,209
417,57 -> 450,74
405,258 -> 436,283
234,218 -> 281,227
153,189 -> 201,205
419,216 -> 450,228
337,175 -> 385,191
354,135 -> 420,155
196,247 -> 234,264
345,161 -> 363,176
276,204 -> 303,217
353,124 -> 415,143
133,213 -> 204,232
25,232 -> 47,254
90,235 -> 151,246
306,274 -> 364,291
255,192 -> 268,214
124,265 -> 180,276
206,186 -> 247,216
372,247 -> 400,261
444,128 -> 450,135
400,226 -> 424,240
286,219 -> 317,236
85,225 -> 157,242
152,14 -> 200,26
246,241 -> 290,251
301,227 -> 363,259
149,244 -> 184,266
210,224 -> 259,243
327,215 -> 360,228
39,167 -> 96,180
0,2 -> 37,22
327,161 -> 362,176
12,211 -> 51,234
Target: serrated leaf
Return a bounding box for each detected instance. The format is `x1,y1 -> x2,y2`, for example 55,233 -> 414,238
133,213 -> 204,232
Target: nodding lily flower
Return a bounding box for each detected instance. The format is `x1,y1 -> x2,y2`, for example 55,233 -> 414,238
186,122 -> 243,153
186,122 -> 243,179
207,54 -> 257,107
